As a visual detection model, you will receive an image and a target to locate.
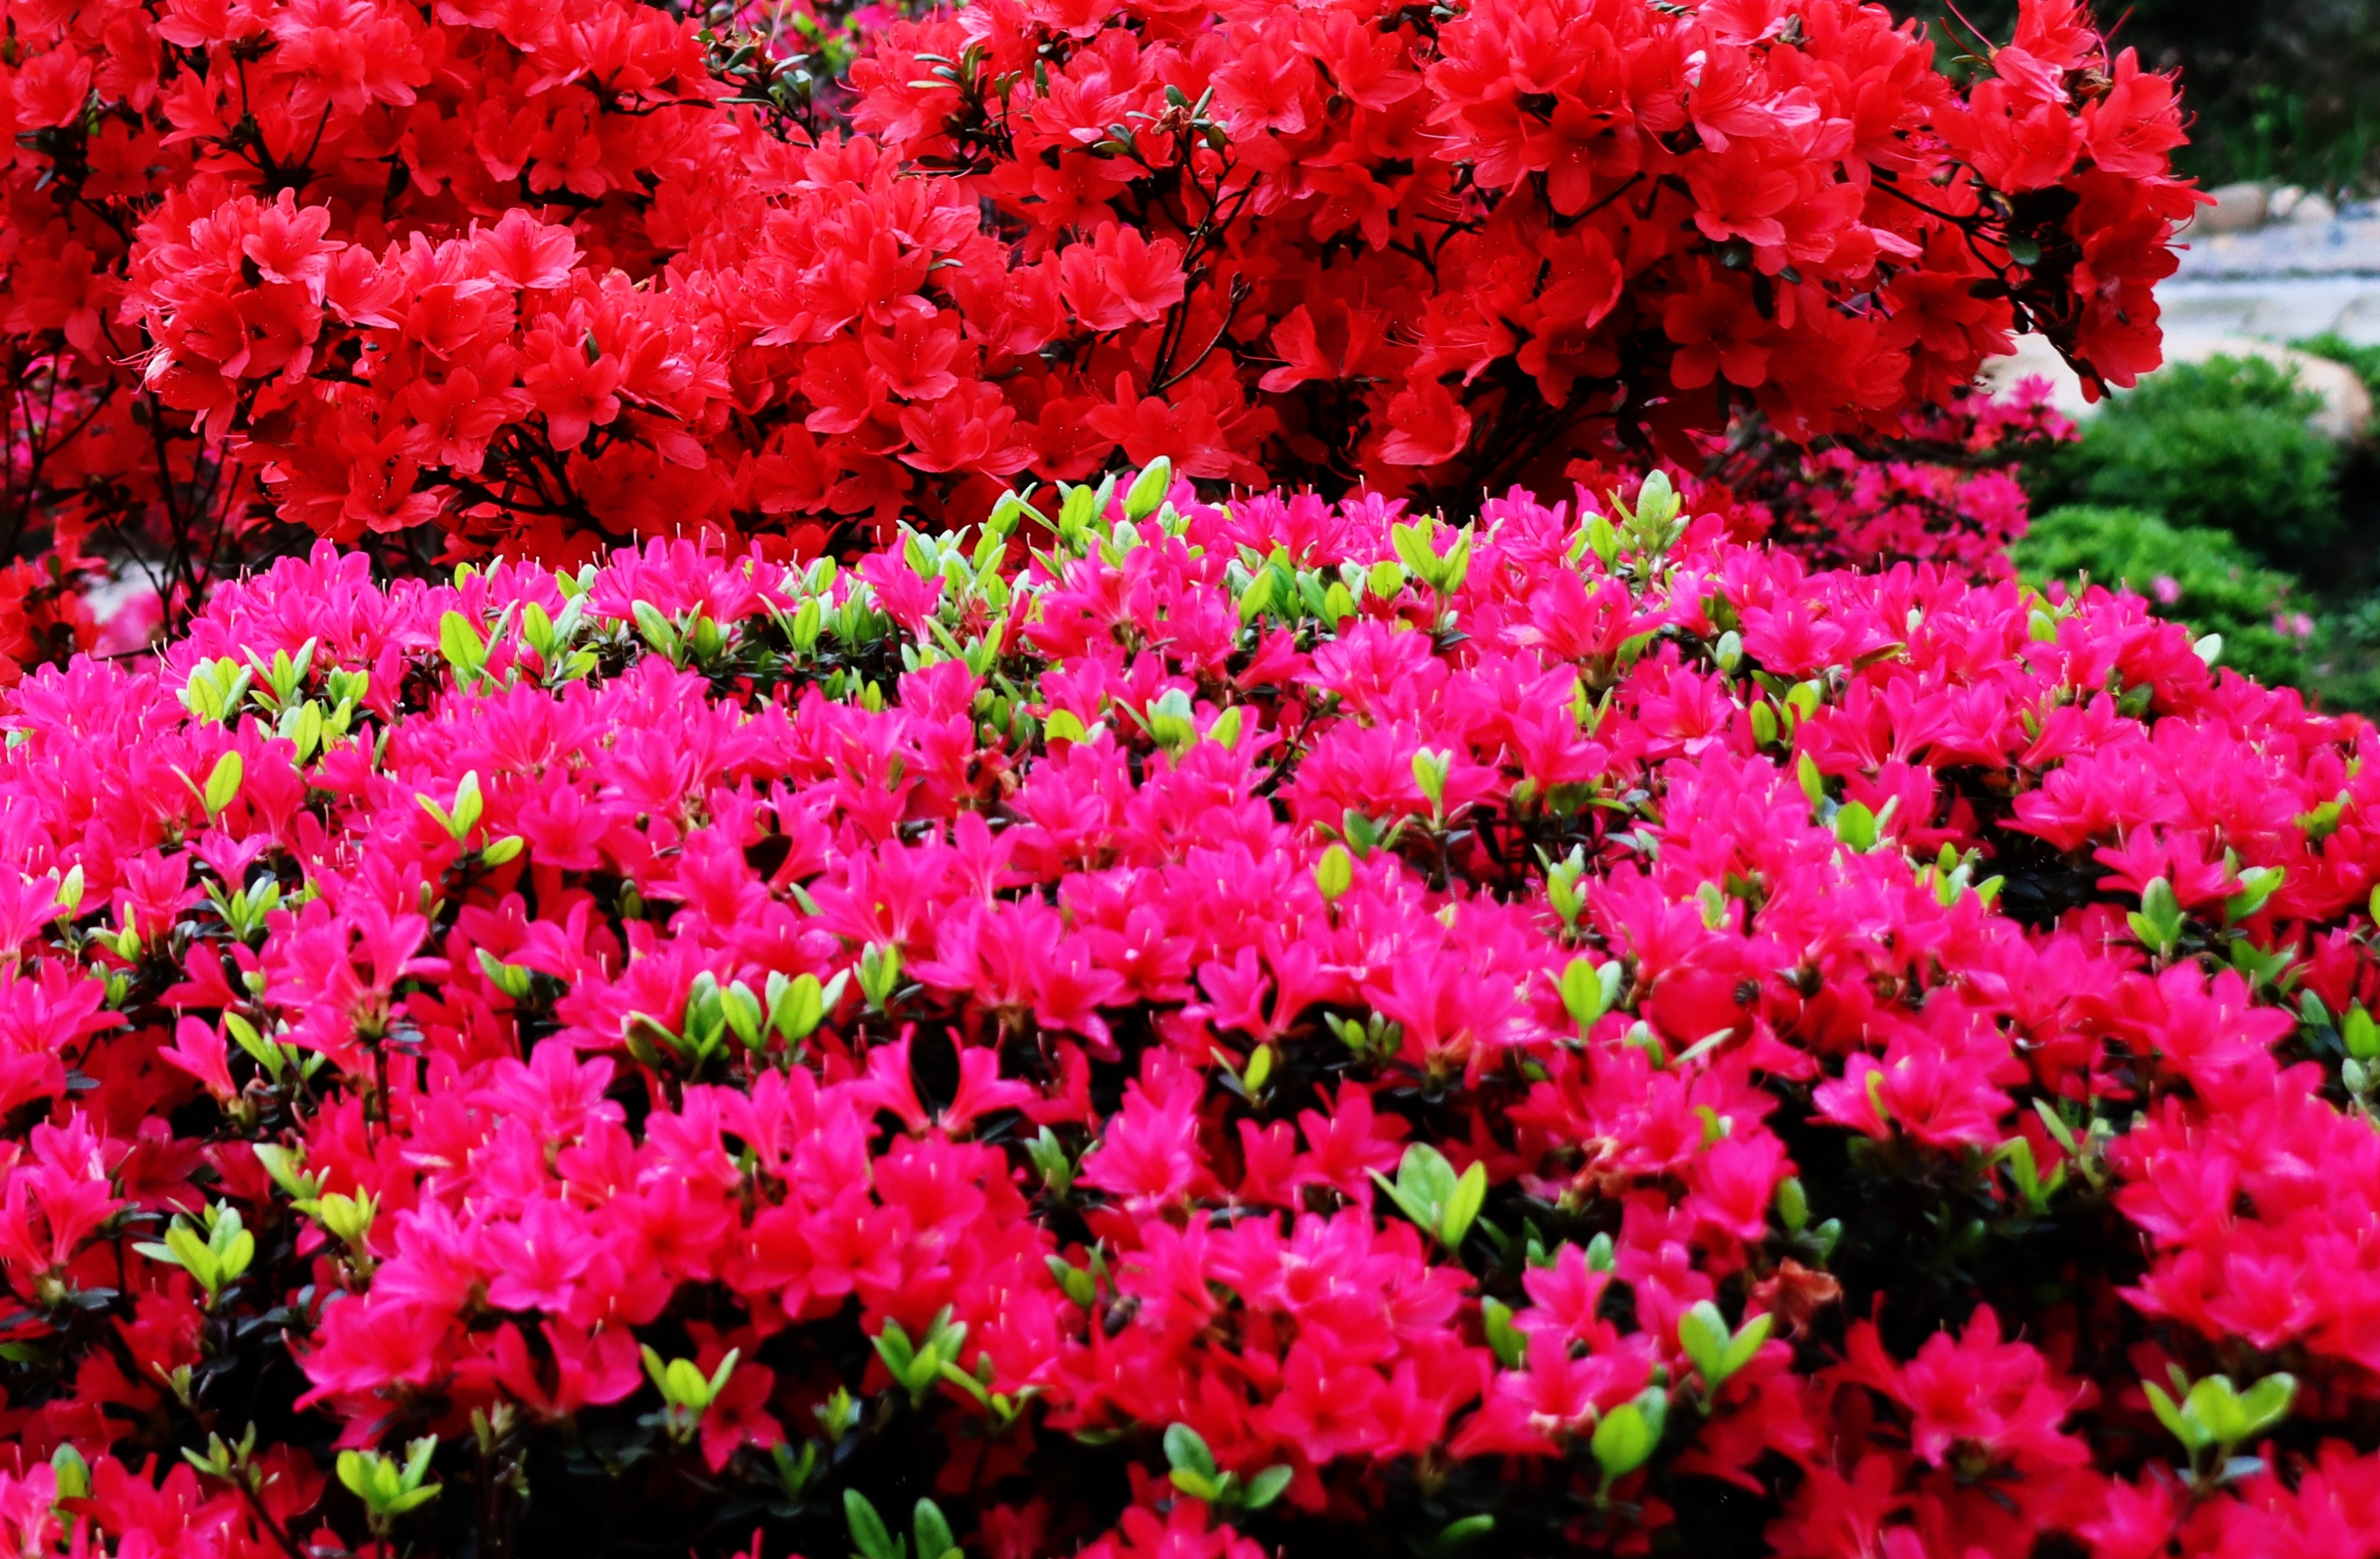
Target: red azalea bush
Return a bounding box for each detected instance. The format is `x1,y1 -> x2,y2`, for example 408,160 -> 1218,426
0,0 -> 2187,636
0,464 -> 2374,1557
0,549 -> 102,686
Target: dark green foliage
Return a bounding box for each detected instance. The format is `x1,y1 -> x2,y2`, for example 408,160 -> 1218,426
2015,505 -> 2314,688
2029,356 -> 2342,564
2303,595 -> 2380,713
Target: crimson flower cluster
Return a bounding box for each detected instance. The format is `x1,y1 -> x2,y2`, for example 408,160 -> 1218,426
1692,378 -> 2078,577
0,0 -> 2186,642
0,463 -> 2368,1557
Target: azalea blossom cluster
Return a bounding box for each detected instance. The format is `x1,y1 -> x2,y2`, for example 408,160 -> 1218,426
0,463 -> 2371,1558
1699,378 -> 2077,576
0,0 -> 2187,640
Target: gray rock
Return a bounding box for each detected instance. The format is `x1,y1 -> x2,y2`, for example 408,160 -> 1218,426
2291,192 -> 2340,226
2194,181 -> 2270,235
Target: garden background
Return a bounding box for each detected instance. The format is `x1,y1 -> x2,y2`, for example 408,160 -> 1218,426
1904,0 -> 2380,708
9,4 -> 2380,1559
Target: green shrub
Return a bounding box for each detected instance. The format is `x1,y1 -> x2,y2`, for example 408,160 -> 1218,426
2301,595 -> 2380,714
2015,504 -> 2314,687
2030,355 -> 2341,562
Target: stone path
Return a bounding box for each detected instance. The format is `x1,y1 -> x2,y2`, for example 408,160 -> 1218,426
2162,199 -> 2380,349
1976,203 -> 2380,432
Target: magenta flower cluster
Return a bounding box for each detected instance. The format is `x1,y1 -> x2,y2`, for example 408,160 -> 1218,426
0,468 -> 2366,1558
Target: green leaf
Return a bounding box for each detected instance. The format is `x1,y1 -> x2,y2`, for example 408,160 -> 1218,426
1313,844 -> 1353,903
1559,956 -> 1608,1031
1749,701 -> 1779,746
224,1012 -> 279,1074
771,971 -> 830,1044
1058,480 -> 1101,539
871,1321 -> 917,1379
1439,1159 -> 1487,1249
2237,1373 -> 2296,1440
1123,458 -> 1173,522
1410,748 -> 1450,810
438,611 -> 487,684
912,1498 -> 957,1559
1399,1143 -> 1458,1211
1589,1392 -> 1664,1481
2030,1100 -> 2080,1156
1481,1297 -> 1526,1369
1375,1143 -> 1478,1246
1721,1311 -> 1772,1379
335,1450 -> 373,1502
1796,751 -> 1825,808
1238,566 -> 1282,624
2187,1375 -> 2249,1446
50,1444 -> 88,1502
2345,1004 -> 2380,1061
1168,1467 -> 1222,1503
520,601 -> 556,657
202,752 -> 243,818
2225,865 -> 2284,925
1390,520 -> 1432,580
1437,530 -> 1472,594
720,982 -> 764,1047
1585,512 -> 1619,568
704,1348 -> 741,1405
166,1223 -> 218,1289
2217,1453 -> 2268,1485
633,601 -> 681,662
1418,1515 -> 1496,1558
316,1191 -> 375,1248
2136,877 -> 2183,952
1678,1300 -> 1730,1389
1634,469 -> 1680,533
1163,1422 -> 1216,1481
383,1485 -> 441,1516
253,1143 -> 316,1200
2143,1379 -> 2204,1451
214,1226 -> 254,1285
1047,1254 -> 1097,1309
1244,1464 -> 1292,1510
845,1489 -> 902,1559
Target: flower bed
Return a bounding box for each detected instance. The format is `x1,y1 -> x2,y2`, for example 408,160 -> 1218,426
0,470 -> 2374,1557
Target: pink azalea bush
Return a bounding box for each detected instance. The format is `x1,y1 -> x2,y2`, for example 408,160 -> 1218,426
0,465 -> 2374,1558
1700,380 -> 2078,577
